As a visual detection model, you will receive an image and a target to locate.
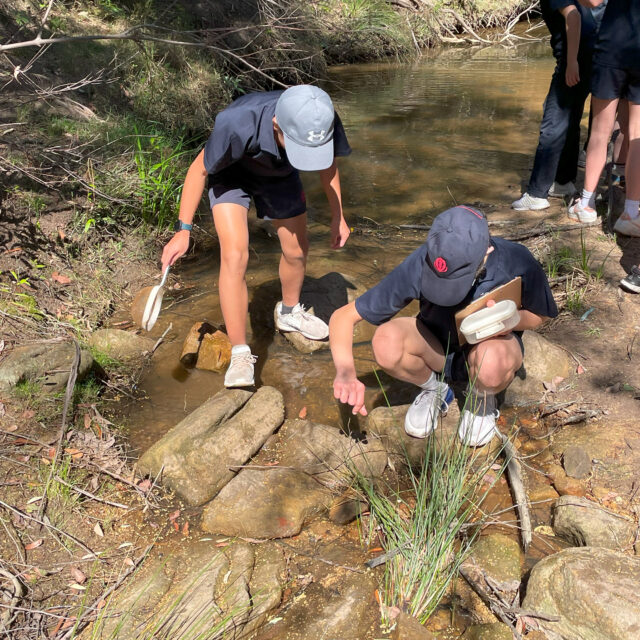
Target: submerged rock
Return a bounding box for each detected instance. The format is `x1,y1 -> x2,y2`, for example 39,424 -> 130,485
462,623 -> 513,640
89,328 -> 154,361
138,387 -> 284,506
463,534 -> 522,595
552,495 -> 636,552
0,342 -> 93,393
522,547 -> 640,640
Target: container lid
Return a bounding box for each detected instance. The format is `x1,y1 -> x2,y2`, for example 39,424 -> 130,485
460,299 -> 519,336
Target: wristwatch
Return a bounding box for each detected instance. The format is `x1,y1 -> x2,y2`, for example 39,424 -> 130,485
174,220 -> 193,232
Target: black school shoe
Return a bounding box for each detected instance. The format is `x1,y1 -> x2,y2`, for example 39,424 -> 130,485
620,266 -> 640,294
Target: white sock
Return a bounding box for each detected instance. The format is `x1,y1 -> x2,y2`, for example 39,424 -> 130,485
624,199 -> 640,219
419,372 -> 443,391
231,344 -> 251,356
580,189 -> 596,209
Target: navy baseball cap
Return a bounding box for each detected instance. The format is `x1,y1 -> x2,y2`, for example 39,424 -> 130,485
420,206 -> 490,307
275,85 -> 335,171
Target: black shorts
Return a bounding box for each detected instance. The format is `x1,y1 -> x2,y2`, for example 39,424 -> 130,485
591,63 -> 640,104
442,332 -> 525,384
208,168 -> 307,220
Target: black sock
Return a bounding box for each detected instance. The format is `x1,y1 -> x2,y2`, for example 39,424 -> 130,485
280,303 -> 295,314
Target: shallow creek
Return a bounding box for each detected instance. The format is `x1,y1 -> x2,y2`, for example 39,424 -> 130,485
118,41 -> 572,634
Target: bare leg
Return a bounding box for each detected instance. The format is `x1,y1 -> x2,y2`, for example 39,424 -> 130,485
626,101 -> 640,202
467,334 -> 524,394
584,97 -> 619,193
272,213 -> 309,307
212,202 -> 249,346
371,317 -> 446,385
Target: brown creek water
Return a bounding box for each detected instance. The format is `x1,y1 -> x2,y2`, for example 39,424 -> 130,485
124,40 -> 561,454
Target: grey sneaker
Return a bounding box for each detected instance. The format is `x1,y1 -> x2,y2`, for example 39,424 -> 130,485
404,383 -> 454,438
275,302 -> 329,340
224,349 -> 257,388
620,266 -> 640,294
511,193 -> 550,211
548,181 -> 576,198
459,393 -> 498,446
568,199 -> 597,225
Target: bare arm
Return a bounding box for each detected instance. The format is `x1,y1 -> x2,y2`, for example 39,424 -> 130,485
560,4 -> 581,87
576,0 -> 604,7
514,309 -> 549,332
319,160 -> 350,249
161,150 -> 208,270
329,301 -> 368,415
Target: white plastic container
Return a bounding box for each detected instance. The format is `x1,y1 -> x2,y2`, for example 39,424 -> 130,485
460,299 -> 520,344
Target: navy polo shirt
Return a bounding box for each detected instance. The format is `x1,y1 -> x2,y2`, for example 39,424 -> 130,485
543,0 -> 606,61
594,0 -> 640,70
203,90 -> 352,179
355,236 -> 558,352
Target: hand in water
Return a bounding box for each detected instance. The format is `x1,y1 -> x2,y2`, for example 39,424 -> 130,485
333,373 -> 367,416
331,216 -> 351,249
161,230 -> 190,272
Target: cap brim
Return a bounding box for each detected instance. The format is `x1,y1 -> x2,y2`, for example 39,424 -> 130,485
420,264 -> 478,307
283,133 -> 334,172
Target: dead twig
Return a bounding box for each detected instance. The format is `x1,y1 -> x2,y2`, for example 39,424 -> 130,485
0,568 -> 25,632
151,322 -> 173,354
37,340 -> 81,523
53,476 -> 129,510
275,540 -> 364,574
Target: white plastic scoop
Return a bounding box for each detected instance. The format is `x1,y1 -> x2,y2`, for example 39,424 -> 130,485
131,267 -> 170,331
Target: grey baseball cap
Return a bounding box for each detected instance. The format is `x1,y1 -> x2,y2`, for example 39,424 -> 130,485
275,85 -> 335,171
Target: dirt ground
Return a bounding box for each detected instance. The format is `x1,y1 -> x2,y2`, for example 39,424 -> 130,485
1,183 -> 640,639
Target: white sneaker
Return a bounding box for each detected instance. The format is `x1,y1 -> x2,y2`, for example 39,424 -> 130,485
613,213 -> 640,237
567,199 -> 598,225
275,302 -> 328,340
459,392 -> 499,446
511,193 -> 550,211
548,181 -> 576,198
404,383 -> 454,438
224,348 -> 257,388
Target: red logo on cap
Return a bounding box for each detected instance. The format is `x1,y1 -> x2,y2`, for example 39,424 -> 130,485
434,257 -> 447,273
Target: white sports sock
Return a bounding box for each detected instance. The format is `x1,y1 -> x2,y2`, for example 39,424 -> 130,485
580,189 -> 596,209
231,344 -> 251,356
624,199 -> 640,219
419,372 -> 443,391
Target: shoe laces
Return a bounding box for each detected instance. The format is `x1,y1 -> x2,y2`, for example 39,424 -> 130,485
231,352 -> 257,365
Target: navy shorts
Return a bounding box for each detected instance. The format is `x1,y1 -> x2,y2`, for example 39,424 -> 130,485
442,332 -> 525,383
592,63 -> 640,104
207,168 -> 307,220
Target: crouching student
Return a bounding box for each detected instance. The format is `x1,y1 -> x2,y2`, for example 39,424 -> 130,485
329,206 -> 558,446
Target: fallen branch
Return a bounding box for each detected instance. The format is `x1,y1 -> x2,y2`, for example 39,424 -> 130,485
501,223 -> 589,241
37,340 -> 81,523
0,568 -> 25,633
53,476 -> 129,510
0,499 -> 98,558
498,434 -> 532,552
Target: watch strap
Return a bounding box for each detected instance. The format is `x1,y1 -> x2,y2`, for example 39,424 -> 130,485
175,220 -> 193,232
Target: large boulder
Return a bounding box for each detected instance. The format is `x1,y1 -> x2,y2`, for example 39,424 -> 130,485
552,496 -> 636,552
96,540 -> 284,640
138,387 -> 285,506
202,419 -> 387,538
201,467 -> 328,538
88,329 -> 154,362
0,342 -> 93,393
503,331 -> 573,406
522,547 -> 640,640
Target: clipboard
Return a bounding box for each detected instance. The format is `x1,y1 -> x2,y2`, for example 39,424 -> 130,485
455,277 -> 522,345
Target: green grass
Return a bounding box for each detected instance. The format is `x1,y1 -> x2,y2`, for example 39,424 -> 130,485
13,378 -> 42,402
